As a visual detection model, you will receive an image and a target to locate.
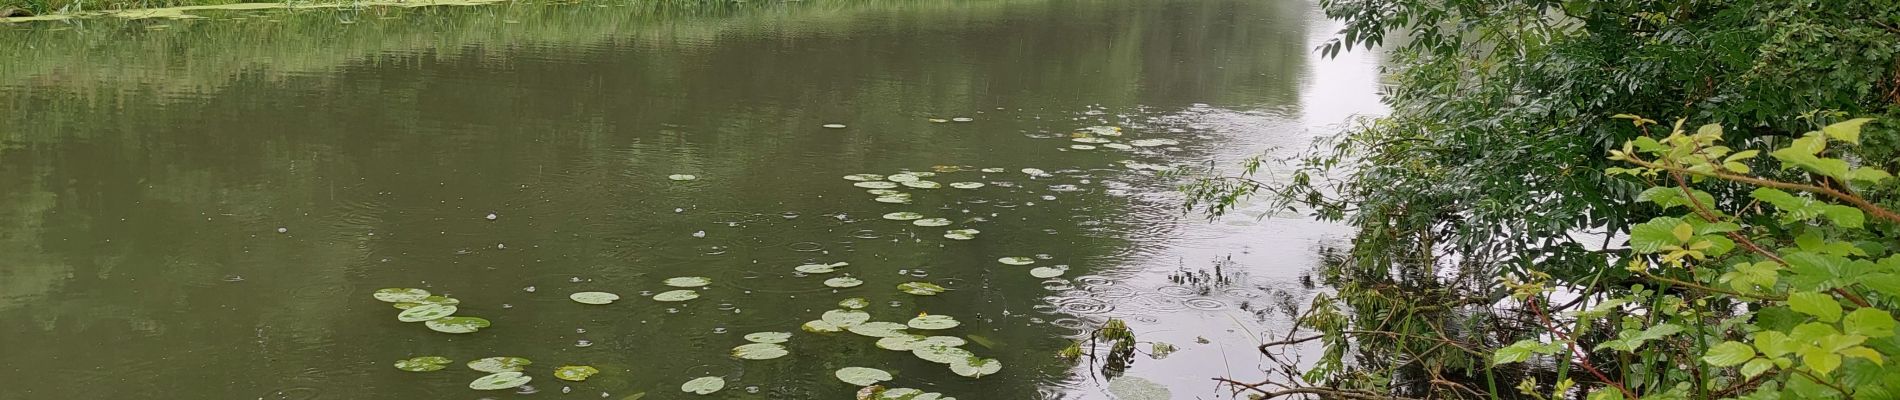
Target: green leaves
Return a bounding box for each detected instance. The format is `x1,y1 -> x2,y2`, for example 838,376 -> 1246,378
1493,339 -> 1563,365
1597,324 -> 1685,352
1820,118 -> 1874,145
1629,217 -> 1685,253
1843,309 -> 1897,338
1788,292 -> 1843,323
1705,341 -> 1756,366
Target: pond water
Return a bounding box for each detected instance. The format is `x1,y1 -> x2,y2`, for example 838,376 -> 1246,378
0,0 -> 1384,398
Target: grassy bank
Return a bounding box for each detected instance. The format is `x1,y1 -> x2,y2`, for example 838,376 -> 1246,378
3,0 -> 251,16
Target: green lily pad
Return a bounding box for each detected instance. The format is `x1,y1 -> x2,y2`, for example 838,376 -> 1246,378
1070,144 -> 1098,150
979,167 -> 1006,173
393,356 -> 451,372
950,358 -> 1001,378
802,319 -> 844,333
669,174 -> 699,181
1103,143 -> 1133,150
951,117 -> 974,122
907,315 -> 959,330
900,180 -> 941,189
875,194 -> 914,204
397,304 -> 457,322
467,357 -> 532,373
848,321 -> 909,338
1106,376 -> 1171,400
898,282 -> 946,296
866,189 -> 902,195
912,346 -> 976,364
1071,137 -> 1111,144
822,309 -> 870,327
664,277 -> 712,288
470,371 -> 532,390
1130,138 -> 1179,147
948,182 -> 985,189
425,316 -> 490,333
744,331 -> 792,344
855,181 -> 900,189
943,229 -> 979,240
887,174 -> 920,182
1082,126 -> 1123,136
570,291 -> 621,305
681,376 -> 726,395
554,365 -> 601,381
825,277 -> 865,288
1020,168 -> 1047,176
653,290 -> 699,302
997,257 -> 1035,265
1029,266 -> 1068,278
880,388 -> 926,399
822,123 -> 848,129
876,335 -> 929,351
844,174 -> 886,181
882,212 -> 924,221
922,336 -> 967,347
835,367 -> 894,386
912,218 -> 952,227
796,262 -> 848,274
373,288 -> 431,303
732,343 -> 790,360
393,295 -> 460,309
839,298 -> 871,309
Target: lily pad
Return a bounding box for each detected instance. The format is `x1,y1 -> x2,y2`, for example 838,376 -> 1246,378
393,295 -> 460,309
876,335 -> 929,351
907,315 -> 960,330
822,309 -> 871,327
844,174 -> 886,181
1070,144 -> 1098,150
467,357 -> 532,373
664,277 -> 712,288
848,321 -> 909,338
943,229 -> 979,240
796,262 -> 848,274
653,290 -> 700,302
397,304 -> 457,322
1082,126 -> 1123,136
900,180 -> 942,189
913,345 -> 976,364
802,319 -> 844,333
425,317 -> 491,334
855,181 -> 900,189
950,358 -> 1001,378
1030,266 -> 1068,278
393,356 -> 451,372
469,371 -> 532,390
882,212 -> 924,221
554,365 -> 601,381
1106,376 -> 1171,400
373,288 -> 431,303
997,257 -> 1035,266
570,291 -> 622,305
979,168 -> 1006,173
951,117 -> 974,122
669,174 -> 699,181
836,367 -> 894,386
911,218 -> 952,227
732,343 -> 790,360
839,297 -> 871,309
887,174 -> 920,182
1129,138 -> 1179,147
1103,143 -> 1133,150
948,182 -> 985,189
866,189 -> 902,195
681,376 -> 726,395
1071,137 -> 1111,144
880,388 -> 926,399
744,331 -> 792,344
875,194 -> 914,204
1020,168 -> 1047,176
922,336 -> 967,347
898,282 -> 947,296
825,277 -> 865,288
822,123 -> 848,129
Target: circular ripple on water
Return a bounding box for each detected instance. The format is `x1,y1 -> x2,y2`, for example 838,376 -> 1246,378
846,229 -> 882,240
1075,275 -> 1115,288
1222,287 -> 1265,298
1121,293 -> 1189,313
1184,298 -> 1229,311
1090,285 -> 1138,299
1054,297 -> 1116,315
1042,280 -> 1075,291
1155,285 -> 1201,297
1128,314 -> 1162,324
256,387 -> 320,400
785,241 -> 825,252
1048,318 -> 1089,330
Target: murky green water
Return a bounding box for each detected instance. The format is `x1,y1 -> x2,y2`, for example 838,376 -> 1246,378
0,0 -> 1384,398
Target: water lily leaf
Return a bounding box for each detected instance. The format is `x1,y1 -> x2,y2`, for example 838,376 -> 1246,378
425,316 -> 490,333
866,189 -> 902,195
825,277 -> 865,288
393,356 -> 451,372
554,365 -> 600,381
1020,168 -> 1047,176
950,358 -> 1001,378
1106,376 -> 1171,400
681,376 -> 726,395
1082,126 -> 1123,136
882,212 -> 924,221
1029,266 -> 1068,278
898,282 -> 947,296
1130,138 -> 1179,147
844,174 -> 886,181
875,194 -> 913,204
823,309 -> 871,327
951,117 -> 974,122
943,229 -> 979,240
668,174 -> 698,181
745,332 -> 792,344
1103,143 -> 1133,150
839,298 -> 871,309
467,357 -> 532,373
373,288 -> 431,303
469,371 -> 532,390
732,343 -> 790,360
929,118 -> 950,123
822,124 -> 848,129
797,262 -> 849,274
880,388 -> 925,399
979,168 -> 1006,173
912,218 -> 952,227
849,322 -> 909,338
910,171 -> 937,177
397,304 -> 457,322
901,181 -> 942,189
570,291 -> 621,305
876,335 -> 929,351
887,174 -> 920,182
802,319 -> 844,333
855,181 -> 900,189
835,367 -> 894,386
912,346 -> 976,364
1070,144 -> 1098,150
997,257 -> 1035,266
948,182 -> 985,189
907,315 -> 960,330
665,277 -> 712,288
922,336 -> 967,347
393,295 -> 460,309
1071,137 -> 1111,144
653,290 -> 699,302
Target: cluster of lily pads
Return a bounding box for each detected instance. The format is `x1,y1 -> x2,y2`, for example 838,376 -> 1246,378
374,288 -> 492,334
393,355 -> 598,391
568,276 -> 711,306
